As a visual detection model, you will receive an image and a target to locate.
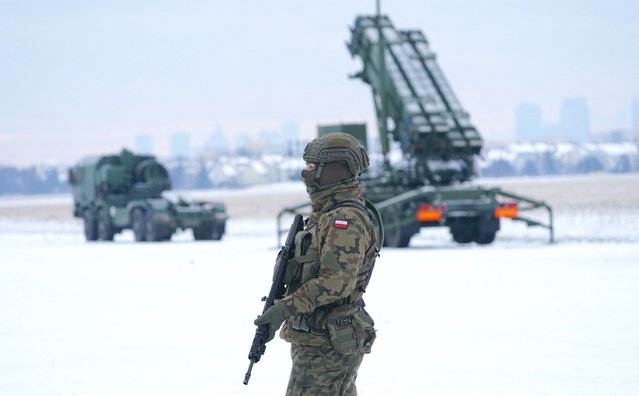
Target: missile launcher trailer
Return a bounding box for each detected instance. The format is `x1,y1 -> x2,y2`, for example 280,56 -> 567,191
278,14 -> 553,247
68,149 -> 227,242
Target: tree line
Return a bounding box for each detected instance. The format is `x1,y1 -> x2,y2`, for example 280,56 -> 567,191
1,142 -> 637,195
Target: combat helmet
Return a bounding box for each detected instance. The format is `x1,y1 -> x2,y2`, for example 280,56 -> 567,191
302,132 -> 370,194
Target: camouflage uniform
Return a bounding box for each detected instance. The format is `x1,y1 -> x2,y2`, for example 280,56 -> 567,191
252,133 -> 378,394
274,182 -> 378,395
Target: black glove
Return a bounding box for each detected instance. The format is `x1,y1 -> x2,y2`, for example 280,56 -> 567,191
254,304 -> 286,343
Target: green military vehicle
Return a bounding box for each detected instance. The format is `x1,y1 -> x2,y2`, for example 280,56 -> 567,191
278,13 -> 553,247
68,149 -> 228,242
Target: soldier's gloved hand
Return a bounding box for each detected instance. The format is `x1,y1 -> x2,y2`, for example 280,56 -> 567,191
254,304 -> 286,343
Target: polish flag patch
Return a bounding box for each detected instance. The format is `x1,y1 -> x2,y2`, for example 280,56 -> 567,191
334,219 -> 349,229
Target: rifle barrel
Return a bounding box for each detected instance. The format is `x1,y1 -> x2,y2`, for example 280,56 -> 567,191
243,361 -> 254,385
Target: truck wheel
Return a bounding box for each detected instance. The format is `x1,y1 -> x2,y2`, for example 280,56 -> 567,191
145,211 -> 158,242
450,218 -> 478,244
382,211 -> 411,248
132,208 -> 146,241
211,223 -> 225,241
193,223 -> 213,241
451,227 -> 475,244
83,209 -> 98,241
473,217 -> 499,245
475,231 -> 496,245
97,208 -> 114,241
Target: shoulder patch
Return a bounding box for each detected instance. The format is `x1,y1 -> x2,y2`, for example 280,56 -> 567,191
334,219 -> 349,229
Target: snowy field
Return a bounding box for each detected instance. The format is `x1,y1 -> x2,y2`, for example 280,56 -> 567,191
1,174 -> 638,396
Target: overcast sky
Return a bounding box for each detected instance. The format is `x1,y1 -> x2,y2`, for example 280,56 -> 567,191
1,0 -> 638,165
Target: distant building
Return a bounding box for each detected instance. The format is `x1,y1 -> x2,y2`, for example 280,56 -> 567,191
202,126 -> 230,155
234,132 -> 254,155
558,97 -> 590,143
515,103 -> 543,142
282,122 -> 302,156
170,131 -> 191,158
135,134 -> 153,154
608,130 -> 627,143
632,98 -> 639,133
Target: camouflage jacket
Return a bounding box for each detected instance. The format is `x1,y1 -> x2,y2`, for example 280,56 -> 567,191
275,183 -> 377,347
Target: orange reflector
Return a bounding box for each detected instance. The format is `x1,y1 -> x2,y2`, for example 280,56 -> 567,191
416,204 -> 443,222
494,203 -> 518,218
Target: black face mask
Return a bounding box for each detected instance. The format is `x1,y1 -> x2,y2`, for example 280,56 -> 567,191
301,161 -> 355,195
301,168 -> 317,190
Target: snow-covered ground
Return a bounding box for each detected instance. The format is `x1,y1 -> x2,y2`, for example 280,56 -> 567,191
1,175 -> 638,395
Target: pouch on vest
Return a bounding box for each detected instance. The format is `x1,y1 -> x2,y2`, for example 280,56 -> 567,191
326,304 -> 376,355
284,231 -> 315,286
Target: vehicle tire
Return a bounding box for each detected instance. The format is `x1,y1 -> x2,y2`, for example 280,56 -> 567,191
474,217 -> 499,245
145,210 -> 158,242
193,223 -> 213,241
382,209 -> 411,248
211,223 -> 225,241
475,231 -> 497,245
97,207 -> 114,241
132,208 -> 146,242
83,209 -> 98,241
451,227 -> 475,244
450,218 -> 478,244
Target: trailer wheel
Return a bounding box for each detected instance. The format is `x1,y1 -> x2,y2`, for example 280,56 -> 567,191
97,208 -> 114,241
474,231 -> 496,245
474,217 -> 499,245
83,209 -> 98,241
451,228 -> 474,244
450,223 -> 476,244
132,208 -> 146,241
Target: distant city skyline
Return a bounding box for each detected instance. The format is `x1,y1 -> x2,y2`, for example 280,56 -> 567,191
1,1 -> 638,165
515,97 -> 597,143
135,122 -> 302,159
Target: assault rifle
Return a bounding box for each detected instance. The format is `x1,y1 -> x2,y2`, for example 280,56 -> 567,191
243,213 -> 304,385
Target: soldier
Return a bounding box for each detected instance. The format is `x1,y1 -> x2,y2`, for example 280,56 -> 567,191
254,132 -> 380,395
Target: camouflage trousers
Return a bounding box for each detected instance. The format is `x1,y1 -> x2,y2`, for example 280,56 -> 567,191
286,344 -> 364,396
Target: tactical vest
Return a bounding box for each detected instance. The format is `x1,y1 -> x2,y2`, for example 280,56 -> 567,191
283,199 -> 382,333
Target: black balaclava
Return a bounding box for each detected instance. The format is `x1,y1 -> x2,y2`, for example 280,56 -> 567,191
301,161 -> 354,195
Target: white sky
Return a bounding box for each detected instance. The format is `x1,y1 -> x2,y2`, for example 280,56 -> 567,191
1,0 -> 638,165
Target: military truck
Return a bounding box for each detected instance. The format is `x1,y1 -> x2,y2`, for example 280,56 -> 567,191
68,149 -> 228,242
278,13 -> 553,247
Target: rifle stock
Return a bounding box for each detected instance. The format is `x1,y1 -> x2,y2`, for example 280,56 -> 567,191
243,213 -> 304,385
